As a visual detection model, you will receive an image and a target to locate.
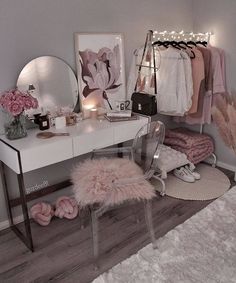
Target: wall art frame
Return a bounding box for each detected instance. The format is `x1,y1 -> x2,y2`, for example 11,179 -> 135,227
74,32 -> 126,114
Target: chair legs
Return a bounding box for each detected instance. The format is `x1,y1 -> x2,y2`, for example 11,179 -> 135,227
153,174 -> 166,196
144,200 -> 157,249
131,204 -> 140,224
91,208 -> 99,270
210,152 -> 217,168
90,200 -> 157,269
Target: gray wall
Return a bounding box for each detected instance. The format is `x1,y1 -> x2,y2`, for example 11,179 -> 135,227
192,0 -> 236,169
0,0 -> 193,90
0,0 -> 193,225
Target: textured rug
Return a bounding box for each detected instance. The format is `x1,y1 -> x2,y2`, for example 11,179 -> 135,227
93,186 -> 236,283
153,163 -> 231,200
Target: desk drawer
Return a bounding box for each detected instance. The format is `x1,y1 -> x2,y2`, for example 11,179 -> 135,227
73,128 -> 114,156
0,140 -> 20,173
114,119 -> 148,144
21,139 -> 73,173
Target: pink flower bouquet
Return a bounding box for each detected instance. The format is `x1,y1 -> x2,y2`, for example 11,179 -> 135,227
0,88 -> 38,116
0,89 -> 39,140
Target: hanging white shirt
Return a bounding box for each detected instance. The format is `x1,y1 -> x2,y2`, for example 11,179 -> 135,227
156,47 -> 193,116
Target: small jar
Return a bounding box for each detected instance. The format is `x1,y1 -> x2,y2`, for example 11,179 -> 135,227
66,114 -> 76,126
38,115 -> 50,131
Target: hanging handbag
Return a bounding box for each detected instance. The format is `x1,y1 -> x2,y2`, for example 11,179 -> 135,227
131,92 -> 157,116
131,30 -> 158,116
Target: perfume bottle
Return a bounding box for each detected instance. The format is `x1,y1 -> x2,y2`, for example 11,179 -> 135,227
33,113 -> 41,125
38,114 -> 50,131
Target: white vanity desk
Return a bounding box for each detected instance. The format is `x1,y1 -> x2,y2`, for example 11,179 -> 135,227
0,115 -> 149,251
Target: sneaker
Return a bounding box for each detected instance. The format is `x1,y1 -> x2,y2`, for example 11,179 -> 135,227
184,165 -> 201,180
173,167 -> 195,183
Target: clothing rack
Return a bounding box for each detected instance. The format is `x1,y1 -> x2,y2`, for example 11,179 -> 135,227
146,30 -> 212,134
146,30 -> 217,167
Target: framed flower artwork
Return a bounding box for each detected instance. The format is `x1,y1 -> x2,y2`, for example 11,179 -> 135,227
74,33 -> 126,114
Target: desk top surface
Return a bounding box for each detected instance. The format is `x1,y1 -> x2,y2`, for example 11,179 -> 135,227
0,116 -> 148,151
0,116 -> 149,173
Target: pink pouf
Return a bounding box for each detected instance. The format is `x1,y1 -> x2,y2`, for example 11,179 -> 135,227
30,202 -> 54,226
54,196 -> 79,219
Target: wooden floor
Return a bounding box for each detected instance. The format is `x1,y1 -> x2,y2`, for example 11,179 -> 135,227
0,167 -> 235,283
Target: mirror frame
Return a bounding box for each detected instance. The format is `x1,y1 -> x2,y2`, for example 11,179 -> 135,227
16,55 -> 80,115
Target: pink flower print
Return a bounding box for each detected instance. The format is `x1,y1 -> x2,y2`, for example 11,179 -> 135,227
79,45 -> 122,110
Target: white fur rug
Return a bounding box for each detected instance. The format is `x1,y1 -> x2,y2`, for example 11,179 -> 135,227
93,186 -> 236,283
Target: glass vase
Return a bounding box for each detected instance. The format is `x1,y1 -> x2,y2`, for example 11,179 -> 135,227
4,113 -> 27,140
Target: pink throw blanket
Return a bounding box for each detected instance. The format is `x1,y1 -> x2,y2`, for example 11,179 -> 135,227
164,128 -> 214,164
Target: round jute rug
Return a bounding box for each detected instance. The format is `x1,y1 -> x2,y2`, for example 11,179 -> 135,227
153,163 -> 231,201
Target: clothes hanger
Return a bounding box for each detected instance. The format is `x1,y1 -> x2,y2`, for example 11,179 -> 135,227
170,41 -> 181,50
178,41 -> 192,49
153,40 -> 169,49
176,41 -> 195,59
196,41 -> 208,47
174,41 -> 196,57
184,47 -> 196,59
189,50 -> 196,59
153,40 -> 181,50
187,41 -> 197,47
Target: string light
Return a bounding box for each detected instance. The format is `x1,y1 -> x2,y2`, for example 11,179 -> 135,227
152,30 -> 212,43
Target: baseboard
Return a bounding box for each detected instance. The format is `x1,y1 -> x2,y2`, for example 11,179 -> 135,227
216,161 -> 236,172
204,157 -> 236,171
0,214 -> 24,231
216,161 -> 236,181
204,158 -> 236,181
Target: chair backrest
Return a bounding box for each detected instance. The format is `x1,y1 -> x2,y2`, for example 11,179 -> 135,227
132,121 -> 165,174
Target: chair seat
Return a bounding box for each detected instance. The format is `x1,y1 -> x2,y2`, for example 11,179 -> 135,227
72,158 -> 156,207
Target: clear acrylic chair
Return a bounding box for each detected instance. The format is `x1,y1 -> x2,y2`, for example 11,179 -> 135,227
72,121 -> 165,268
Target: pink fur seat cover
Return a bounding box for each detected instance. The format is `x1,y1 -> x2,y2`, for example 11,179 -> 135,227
54,196 -> 79,219
71,158 -> 156,207
30,202 -> 54,226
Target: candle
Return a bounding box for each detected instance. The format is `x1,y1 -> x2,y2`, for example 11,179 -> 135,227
83,104 -> 95,119
90,108 -> 98,119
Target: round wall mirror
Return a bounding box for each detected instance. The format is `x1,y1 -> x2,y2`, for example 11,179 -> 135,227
17,56 -> 80,117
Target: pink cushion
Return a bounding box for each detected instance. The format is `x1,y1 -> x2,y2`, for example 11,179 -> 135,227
30,202 -> 54,226
54,196 -> 79,219
71,158 -> 156,207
